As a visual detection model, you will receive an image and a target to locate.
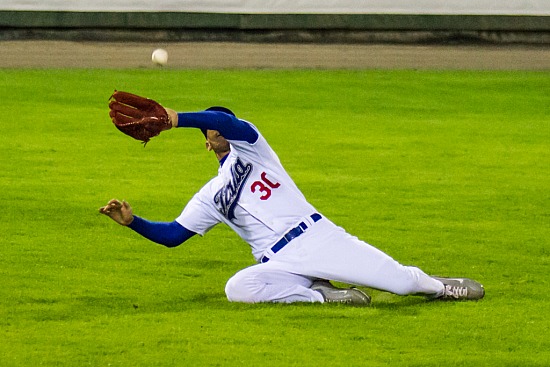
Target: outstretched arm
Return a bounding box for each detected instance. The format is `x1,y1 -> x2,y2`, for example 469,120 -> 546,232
166,107 -> 258,143
129,216 -> 196,248
99,199 -> 196,247
108,91 -> 255,145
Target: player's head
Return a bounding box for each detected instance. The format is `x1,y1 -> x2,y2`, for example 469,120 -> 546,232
205,129 -> 230,158
203,107 -> 234,159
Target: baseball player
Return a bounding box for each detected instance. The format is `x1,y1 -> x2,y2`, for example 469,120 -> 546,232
100,92 -> 485,305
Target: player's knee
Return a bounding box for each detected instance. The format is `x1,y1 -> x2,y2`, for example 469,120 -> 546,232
225,272 -> 263,303
224,275 -> 245,302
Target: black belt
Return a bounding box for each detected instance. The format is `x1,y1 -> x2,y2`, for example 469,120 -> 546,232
260,213 -> 322,263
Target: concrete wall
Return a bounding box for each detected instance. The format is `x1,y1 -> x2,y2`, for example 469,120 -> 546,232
1,1 -> 549,44
1,0 -> 549,15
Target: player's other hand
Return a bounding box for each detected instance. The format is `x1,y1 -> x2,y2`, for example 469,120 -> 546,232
99,199 -> 134,226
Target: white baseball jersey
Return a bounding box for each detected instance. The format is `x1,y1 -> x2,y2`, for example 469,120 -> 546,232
176,121 -> 317,261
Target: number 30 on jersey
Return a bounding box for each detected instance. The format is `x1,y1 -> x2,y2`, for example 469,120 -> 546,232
251,172 -> 280,200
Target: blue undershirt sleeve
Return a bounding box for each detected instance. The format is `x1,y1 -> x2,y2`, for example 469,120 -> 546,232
128,216 -> 196,248
176,111 -> 258,144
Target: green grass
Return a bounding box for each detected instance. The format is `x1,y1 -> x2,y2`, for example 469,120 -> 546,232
0,69 -> 549,366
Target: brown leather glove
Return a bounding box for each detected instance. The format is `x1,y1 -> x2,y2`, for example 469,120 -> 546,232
108,90 -> 171,145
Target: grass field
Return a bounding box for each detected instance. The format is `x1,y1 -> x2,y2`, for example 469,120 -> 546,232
1,69 -> 549,366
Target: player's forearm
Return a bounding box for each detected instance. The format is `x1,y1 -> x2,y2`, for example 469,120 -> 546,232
176,111 -> 258,143
128,216 -> 196,248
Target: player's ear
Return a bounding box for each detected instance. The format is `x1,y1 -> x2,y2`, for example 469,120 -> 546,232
206,141 -> 212,151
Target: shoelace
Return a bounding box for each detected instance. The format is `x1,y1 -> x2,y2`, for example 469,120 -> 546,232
445,285 -> 468,298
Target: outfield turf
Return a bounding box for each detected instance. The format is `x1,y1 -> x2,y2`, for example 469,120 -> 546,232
1,69 -> 548,366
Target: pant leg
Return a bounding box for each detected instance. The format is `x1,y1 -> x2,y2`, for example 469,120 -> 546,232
225,263 -> 325,304
285,220 -> 445,296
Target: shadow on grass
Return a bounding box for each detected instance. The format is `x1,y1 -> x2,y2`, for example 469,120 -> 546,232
16,288 -> 464,323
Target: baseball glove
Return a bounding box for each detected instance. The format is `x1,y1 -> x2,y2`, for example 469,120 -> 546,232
108,90 -> 171,145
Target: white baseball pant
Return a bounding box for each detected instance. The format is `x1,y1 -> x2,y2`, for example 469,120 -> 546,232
225,216 -> 444,303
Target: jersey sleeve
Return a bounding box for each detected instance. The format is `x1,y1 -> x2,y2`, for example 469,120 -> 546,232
177,110 -> 258,143
175,183 -> 221,236
128,217 -> 196,248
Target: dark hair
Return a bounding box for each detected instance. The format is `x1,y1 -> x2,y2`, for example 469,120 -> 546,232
201,106 -> 235,138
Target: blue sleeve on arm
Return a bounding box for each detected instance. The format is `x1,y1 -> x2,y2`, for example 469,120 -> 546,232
177,111 -> 258,144
128,216 -> 196,248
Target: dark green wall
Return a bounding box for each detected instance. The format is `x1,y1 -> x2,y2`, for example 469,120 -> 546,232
1,11 -> 549,31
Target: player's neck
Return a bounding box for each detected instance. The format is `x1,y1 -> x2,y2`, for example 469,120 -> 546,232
217,152 -> 230,166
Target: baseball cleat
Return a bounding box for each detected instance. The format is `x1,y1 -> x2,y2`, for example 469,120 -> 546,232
311,280 -> 371,306
432,277 -> 485,300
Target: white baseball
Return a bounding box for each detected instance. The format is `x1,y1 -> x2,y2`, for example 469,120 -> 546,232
152,48 -> 168,66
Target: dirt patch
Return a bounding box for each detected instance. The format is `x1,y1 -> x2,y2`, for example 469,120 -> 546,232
1,40 -> 549,70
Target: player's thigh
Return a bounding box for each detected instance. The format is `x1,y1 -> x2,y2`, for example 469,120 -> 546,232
298,224 -> 399,283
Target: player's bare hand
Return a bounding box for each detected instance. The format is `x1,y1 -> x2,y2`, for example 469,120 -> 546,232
99,199 -> 134,226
